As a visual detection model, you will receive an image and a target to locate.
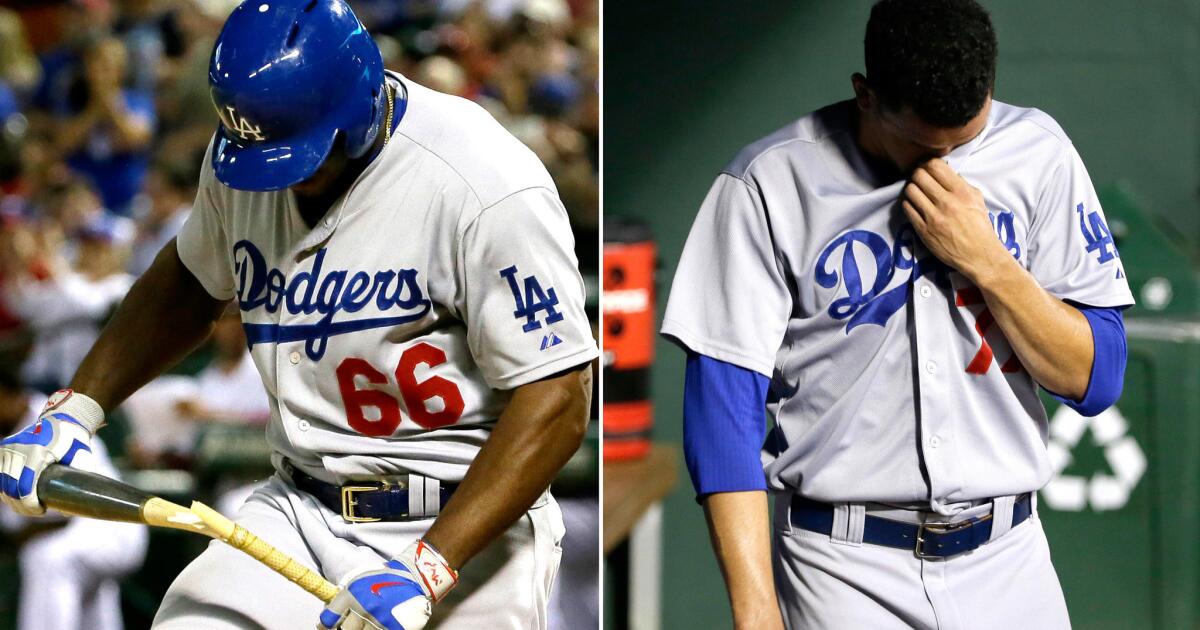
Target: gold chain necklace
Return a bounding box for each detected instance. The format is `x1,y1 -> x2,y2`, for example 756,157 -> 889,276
383,81 -> 395,147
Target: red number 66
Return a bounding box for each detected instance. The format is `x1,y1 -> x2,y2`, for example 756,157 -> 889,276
334,343 -> 465,435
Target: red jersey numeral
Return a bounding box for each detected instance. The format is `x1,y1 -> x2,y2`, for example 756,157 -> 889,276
396,343 -> 466,430
336,358 -> 401,436
956,286 -> 1022,375
335,343 -> 465,435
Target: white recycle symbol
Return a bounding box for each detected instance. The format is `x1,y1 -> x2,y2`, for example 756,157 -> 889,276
1041,405 -> 1146,512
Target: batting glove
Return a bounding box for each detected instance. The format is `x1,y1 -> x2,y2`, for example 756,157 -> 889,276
0,389 -> 104,516
318,539 -> 459,630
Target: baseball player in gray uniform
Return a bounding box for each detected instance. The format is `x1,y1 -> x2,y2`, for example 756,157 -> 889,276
662,1 -> 1132,628
0,1 -> 596,629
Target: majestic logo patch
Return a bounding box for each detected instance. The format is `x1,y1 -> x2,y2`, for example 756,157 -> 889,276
234,240 -> 431,360
540,333 -> 563,350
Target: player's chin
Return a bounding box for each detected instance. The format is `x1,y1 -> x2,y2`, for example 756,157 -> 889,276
290,174 -> 330,196
291,161 -> 343,196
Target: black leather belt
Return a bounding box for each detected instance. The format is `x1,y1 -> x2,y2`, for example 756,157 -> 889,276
790,494 -> 1033,559
287,464 -> 456,523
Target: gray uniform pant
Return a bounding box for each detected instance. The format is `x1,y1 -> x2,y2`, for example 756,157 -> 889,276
772,493 -> 1071,630
152,475 -> 565,629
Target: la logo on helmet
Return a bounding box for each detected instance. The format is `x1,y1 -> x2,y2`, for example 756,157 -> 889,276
222,105 -> 265,142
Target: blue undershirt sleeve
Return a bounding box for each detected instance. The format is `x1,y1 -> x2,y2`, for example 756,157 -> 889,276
1049,305 -> 1127,417
683,352 -> 771,500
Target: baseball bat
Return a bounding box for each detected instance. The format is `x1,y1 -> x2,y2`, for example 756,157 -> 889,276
37,464 -> 339,602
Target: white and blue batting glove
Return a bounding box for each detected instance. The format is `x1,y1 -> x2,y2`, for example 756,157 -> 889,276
0,389 -> 104,516
318,539 -> 459,630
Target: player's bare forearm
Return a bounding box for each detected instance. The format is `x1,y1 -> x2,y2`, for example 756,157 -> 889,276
70,239 -> 228,411
422,363 -> 592,569
704,491 -> 785,630
967,255 -> 1092,399
902,158 -> 1092,398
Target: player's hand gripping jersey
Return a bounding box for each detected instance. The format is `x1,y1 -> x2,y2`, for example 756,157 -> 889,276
178,73 -> 596,484
662,100 -> 1133,513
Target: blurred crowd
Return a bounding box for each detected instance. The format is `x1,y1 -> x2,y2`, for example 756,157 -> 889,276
0,0 -> 599,628
0,0 -> 600,399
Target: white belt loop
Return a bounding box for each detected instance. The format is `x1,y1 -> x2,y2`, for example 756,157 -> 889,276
831,503 -> 865,546
425,478 -> 441,516
989,495 -> 1016,541
408,475 -> 426,518
846,503 -> 866,545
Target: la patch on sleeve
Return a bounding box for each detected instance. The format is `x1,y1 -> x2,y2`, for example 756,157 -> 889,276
500,265 -> 566,350
1076,202 -> 1119,265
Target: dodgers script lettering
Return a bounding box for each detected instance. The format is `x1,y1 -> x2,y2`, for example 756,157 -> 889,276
233,240 -> 432,361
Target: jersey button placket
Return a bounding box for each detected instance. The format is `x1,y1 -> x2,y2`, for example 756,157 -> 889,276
272,255 -> 305,451
910,276 -> 950,501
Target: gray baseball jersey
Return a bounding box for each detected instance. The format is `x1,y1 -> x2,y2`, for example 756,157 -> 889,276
178,73 -> 597,484
662,99 -> 1133,514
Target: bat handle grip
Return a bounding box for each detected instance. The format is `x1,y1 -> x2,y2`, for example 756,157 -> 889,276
228,524 -> 340,603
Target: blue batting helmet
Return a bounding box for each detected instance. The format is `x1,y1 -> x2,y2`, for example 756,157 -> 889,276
208,0 -> 385,191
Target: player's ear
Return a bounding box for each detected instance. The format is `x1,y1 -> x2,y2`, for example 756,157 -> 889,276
851,73 -> 874,112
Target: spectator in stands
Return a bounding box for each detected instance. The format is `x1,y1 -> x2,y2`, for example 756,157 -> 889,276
40,177 -> 105,245
415,54 -> 469,96
176,306 -> 270,427
0,370 -> 148,630
0,369 -> 37,429
129,161 -> 192,275
181,305 -> 273,513
7,211 -> 135,393
0,8 -> 41,100
119,306 -> 270,471
154,0 -> 231,162
0,216 -> 33,366
30,1 -> 115,119
53,36 -> 154,216
113,0 -> 175,93
4,130 -> 66,207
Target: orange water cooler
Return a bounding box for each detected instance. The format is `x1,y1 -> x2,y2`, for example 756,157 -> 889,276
602,220 -> 656,461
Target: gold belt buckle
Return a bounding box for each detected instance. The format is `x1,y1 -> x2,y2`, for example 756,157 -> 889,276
914,516 -> 986,559
341,484 -> 384,523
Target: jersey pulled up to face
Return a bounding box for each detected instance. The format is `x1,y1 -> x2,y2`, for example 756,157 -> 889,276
178,74 -> 597,483
662,100 -> 1133,512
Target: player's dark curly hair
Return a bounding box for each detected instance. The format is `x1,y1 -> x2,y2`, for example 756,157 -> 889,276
864,0 -> 997,127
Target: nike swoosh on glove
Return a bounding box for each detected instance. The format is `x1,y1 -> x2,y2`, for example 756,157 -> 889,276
317,539 -> 459,630
0,390 -> 104,516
